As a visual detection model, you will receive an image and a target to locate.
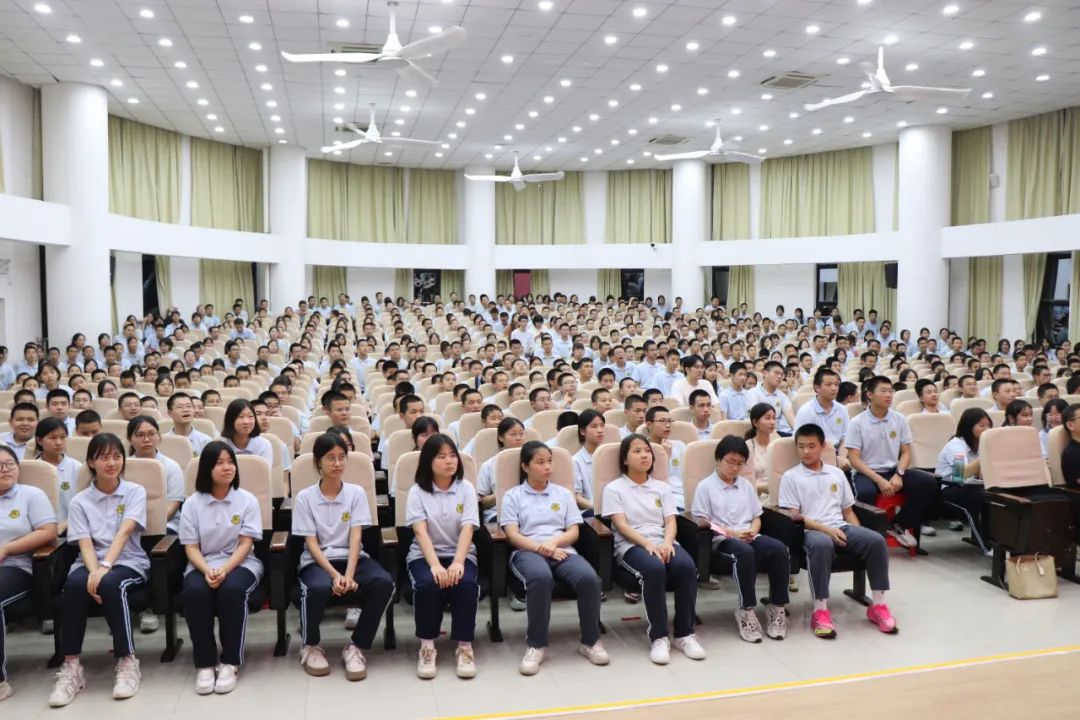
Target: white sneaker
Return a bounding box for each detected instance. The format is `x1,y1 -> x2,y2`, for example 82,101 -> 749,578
946,520 -> 965,531
112,655 -> 141,700
300,645 -> 330,677
0,680 -> 12,702
417,646 -> 437,679
519,647 -> 545,676
765,604 -> 788,640
577,640 -> 610,666
455,646 -> 477,679
888,525 -> 917,548
195,668 -> 216,695
509,595 -> 526,611
672,634 -> 706,660
342,643 -> 367,681
139,610 -> 159,633
650,637 -> 670,664
344,607 -> 360,630
698,576 -> 723,590
214,664 -> 238,694
736,608 -> 763,643
920,524 -> 937,537
48,661 -> 85,708
41,618 -> 54,635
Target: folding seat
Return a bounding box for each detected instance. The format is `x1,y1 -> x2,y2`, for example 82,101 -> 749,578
709,420 -> 751,440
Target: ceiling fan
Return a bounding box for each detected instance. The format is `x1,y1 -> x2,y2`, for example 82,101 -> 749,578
805,46 -> 971,112
464,153 -> 565,192
321,103 -> 438,153
653,122 -> 764,163
281,1 -> 465,85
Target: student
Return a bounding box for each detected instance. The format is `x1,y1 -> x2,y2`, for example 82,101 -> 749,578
405,434 -> 480,680
651,349 -> 684,397
643,406 -> 687,510
688,389 -> 715,440
0,402 -> 38,459
74,410 -> 102,437
915,378 -> 948,413
291,433 -> 395,680
718,361 -> 749,421
0,446 -> 59,702
45,388 -> 76,434
671,355 -> 717,405
603,435 -> 704,664
1040,398 -> 1068,459
166,393 -> 213,454
779,425 -> 898,639
179,442 -> 263,695
691,437 -> 789,642
476,417 -> 526,524
845,376 -> 936,546
49,433 -> 150,707
220,399 -> 275,467
461,405 -> 503,457
746,361 -> 795,436
934,408 -> 992,542
1002,399 -> 1034,427
117,392 -> 142,421
448,389 -> 483,444
500,441 -> 607,675
744,403 -> 779,496
1060,404 -> 1080,487
793,368 -> 850,470
989,378 -> 1018,412
34,417 -> 81,533
571,410 -> 605,513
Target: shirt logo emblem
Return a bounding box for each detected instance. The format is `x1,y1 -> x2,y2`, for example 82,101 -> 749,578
889,430 -> 897,439
116,504 -> 126,516
835,417 -> 842,425
672,457 -> 680,467
655,497 -> 662,508
830,483 -> 839,493
60,481 -> 70,491
455,503 -> 464,514
550,502 -> 561,512
8,509 -> 19,519
341,511 -> 351,522
231,514 -> 241,526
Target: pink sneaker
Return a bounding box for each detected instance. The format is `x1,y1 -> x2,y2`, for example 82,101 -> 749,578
866,604 -> 898,634
810,609 -> 837,639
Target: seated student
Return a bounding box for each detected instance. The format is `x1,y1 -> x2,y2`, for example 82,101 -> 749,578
461,405 -> 503,457
140,396 -> 160,413
590,387 -> 615,416
643,406 -> 686,510
1062,404 -> 1080,488
744,403 -> 779,496
1040,398 -> 1068,459
220,399 -> 275,467
117,392 -> 142,421
845,376 -> 937,546
71,388 -> 93,411
571,410 -> 605,514
476,417 -> 527,524
0,402 -> 38,459
747,361 -> 796,436
34,417 -> 81,534
291,433 -> 395,680
49,433 -> 150,707
500,441 -> 608,675
989,378 -> 1018,413
448,389 -> 484,444
0,446 -> 59,702
1002,399 -> 1034,428
547,410 -> 579,449
1037,382 -> 1060,403
202,389 -> 223,409
779,424 -> 898,639
45,388 -> 76,434
405,435 -> 480,680
671,355 -> 717,406
522,387 -> 553,428
915,378 -> 949,413
794,368 -> 851,472
688,389 -> 715,440
934,408 -> 992,539
166,393 -> 213,454
127,416 -> 185,545
717,361 -> 749,421
603,435 -> 704,664
74,410 -> 103,437
179,442 -> 263,695
691,436 -> 789,643
836,381 -> 859,406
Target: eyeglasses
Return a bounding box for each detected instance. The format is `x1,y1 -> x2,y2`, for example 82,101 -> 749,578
652,418 -> 673,425
0,462 -> 17,471
133,431 -> 158,441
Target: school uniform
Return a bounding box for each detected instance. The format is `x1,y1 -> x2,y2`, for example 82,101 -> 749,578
0,433 -> 29,460
844,409 -> 935,531
631,360 -> 662,391
166,427 -> 213,455
291,483 -> 394,649
779,463 -> 889,600
794,397 -> 849,448
223,436 -> 275,468
691,472 -> 789,609
746,386 -> 794,435
500,482 -> 601,649
571,447 -> 595,507
934,438 -> 987,548
660,439 -> 687,510
693,421 -> 714,441
476,455 -> 499,524
718,386 -> 749,421
0,363 -> 15,390
0,483 -> 56,682
671,378 -> 717,406
53,455 -> 82,525
179,488 -> 263,668
602,475 -> 696,640
62,480 -> 150,659
405,480 -> 480,642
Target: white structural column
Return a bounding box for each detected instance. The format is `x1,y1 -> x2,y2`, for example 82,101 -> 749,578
463,167 -> 496,296
41,83 -> 111,342
671,159 -> 708,309
897,126 -> 951,332
268,145 -> 308,309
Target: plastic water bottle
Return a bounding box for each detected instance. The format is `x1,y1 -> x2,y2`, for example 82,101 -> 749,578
952,453 -> 965,483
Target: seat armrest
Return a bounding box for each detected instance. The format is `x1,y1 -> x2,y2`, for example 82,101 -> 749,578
985,491 -> 1032,505
485,523 -> 507,542
761,506 -> 804,560
151,534 -> 179,558
1055,486 -> 1080,497
376,494 -> 389,508
852,502 -> 888,534
270,531 -> 289,552
584,517 -> 612,538
33,540 -> 64,561
381,526 -> 399,548
578,518 -> 614,591
489,526 -> 509,596
279,497 -> 295,511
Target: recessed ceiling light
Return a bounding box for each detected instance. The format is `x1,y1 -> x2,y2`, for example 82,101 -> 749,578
607,99 -> 618,108
836,57 -> 850,65
972,68 -> 985,77
501,54 -> 514,63
127,97 -> 139,104
110,79 -> 123,87
249,42 -> 262,51
632,7 -> 647,19
334,69 -> 346,77
883,34 -> 899,45
937,107 -> 949,114
789,111 -> 799,119
671,104 -> 681,111
589,113 -> 600,121
197,98 -> 208,106
465,107 -> 476,114
186,80 -> 199,89
981,91 -> 994,99
647,117 -> 658,124
545,146 -> 552,152
90,58 -> 104,67
270,115 -> 280,122
255,64 -> 267,72
943,4 -> 959,16
783,138 -> 793,145
811,128 -> 822,135
763,49 -> 776,58
158,38 -> 173,47
1036,74 -> 1050,81
572,125 -> 582,132
610,139 -> 619,146
332,116 -> 344,124
897,120 -> 908,127
428,25 -> 442,34
697,87 -> 708,95
66,34 -> 81,43
278,139 -> 286,144
435,152 -> 444,158
626,159 -> 635,165
705,120 -> 715,127
395,119 -> 405,125
727,69 -> 740,78
33,2 -> 51,13
1023,11 -> 1041,22
406,89 -> 418,97
722,15 -> 737,26
174,61 -> 187,69
475,92 -> 486,100
332,150 -> 342,156
274,127 -> 285,134
239,14 -> 254,23
734,136 -> 743,142
266,100 -> 277,107
560,79 -> 572,87
627,128 -> 637,135
384,151 -> 393,157
805,24 -> 820,34
456,120 -> 466,128
642,151 -> 651,157
844,116 -> 854,123
336,18 -> 349,28
333,103 -> 344,110
731,108 -> 742,115
260,82 -> 272,91
959,40 -> 974,50
515,122 -> 525,130
333,86 -> 345,94
594,148 -> 603,155
604,35 -> 617,45
1031,46 -> 1047,56
206,113 -> 217,120
580,157 -> 588,162
685,41 -> 699,51
758,148 -> 767,154
761,93 -> 772,100
558,136 -> 567,142
906,62 -> 919,71
858,0 -> 872,5
759,124 -> 769,131
862,131 -> 873,138
486,153 -> 494,159
539,1 -> 554,10
543,96 -> 554,104
629,83 -> 642,91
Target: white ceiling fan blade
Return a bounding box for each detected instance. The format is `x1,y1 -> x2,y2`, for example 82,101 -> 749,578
398,26 -> 466,61
804,88 -> 869,112
342,123 -> 370,139
464,174 -> 512,182
721,150 -> 765,163
399,59 -> 438,86
523,172 -> 565,182
381,136 -> 439,146
321,138 -> 368,153
889,85 -> 971,102
653,149 -> 713,162
281,51 -> 382,64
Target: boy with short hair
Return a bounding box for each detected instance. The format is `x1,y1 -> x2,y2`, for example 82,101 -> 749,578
0,402 -> 39,458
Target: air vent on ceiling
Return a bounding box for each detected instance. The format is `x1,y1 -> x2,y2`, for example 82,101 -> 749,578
647,134 -> 688,146
760,72 -> 817,90
328,42 -> 384,55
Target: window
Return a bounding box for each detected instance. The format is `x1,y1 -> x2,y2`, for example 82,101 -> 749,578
711,266 -> 730,307
412,269 -> 442,303
815,264 -> 838,314
1037,253 -> 1071,345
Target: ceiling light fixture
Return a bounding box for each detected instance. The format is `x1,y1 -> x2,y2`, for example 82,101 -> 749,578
501,54 -> 514,63
197,98 -> 208,106
670,103 -> 681,111
784,138 -> 793,145
758,148 -> 767,154
428,25 -> 442,34
239,14 -> 254,23
607,99 -> 618,107
560,79 -> 572,87
862,131 -> 873,137
959,40 -> 974,50
936,107 -> 948,114
1023,11 -> 1041,22
906,62 -> 919,71
588,113 -> 599,121
1031,46 -> 1047,55
685,41 -> 699,51
465,107 -> 476,114
972,68 -> 985,77
529,109 -> 540,116
274,127 -> 285,134
844,116 -> 854,123
435,152 -> 444,158
33,2 -> 51,13
648,116 -> 658,124
543,95 -> 554,103
539,1 -> 554,10
627,128 -> 637,135
405,89 -> 417,98
943,4 -> 959,16
475,92 -> 486,100
270,114 -> 280,122
186,80 -> 199,88
446,136 -> 455,142
761,93 -> 772,100
897,120 -> 908,127
722,15 -> 736,26
66,34 -> 81,43
805,24 -> 820,34
266,100 -> 277,107
249,42 -> 262,51
982,91 -> 994,99
335,18 -> 349,28
395,119 -> 405,125
486,153 -> 494,159
758,124 -> 769,131
604,35 -> 617,45
836,56 -> 850,65
558,136 -> 567,142
515,123 -> 525,129
789,111 -> 799,119
456,120 -> 466,127
727,69 -> 740,78
580,157 -> 588,162
90,58 -> 104,67
174,61 -> 187,69
384,151 -> 393,157
207,113 -> 217,120
883,34 -> 899,45
332,116 -> 343,124
110,79 -> 124,87
127,97 -> 140,104
610,139 -> 619,145
594,148 -> 602,154
572,125 -> 582,132
260,82 -> 272,90
731,108 -> 741,115
255,64 -> 267,72
1036,74 -> 1050,81
632,7 -> 647,18
626,159 -> 635,165
656,63 -> 668,72
811,128 -> 822,134
763,49 -> 776,58
629,83 -> 642,91
697,87 -> 708,95
158,37 -> 172,47
333,103 -> 343,110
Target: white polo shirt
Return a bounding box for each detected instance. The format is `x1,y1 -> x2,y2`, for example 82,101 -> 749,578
0,433 -> 29,460
778,462 -> 854,529
499,481 -> 582,557
178,487 -> 264,579
291,482 -> 372,570
67,479 -> 151,578
794,397 -> 849,448
167,427 -> 213,455
601,474 -> 677,559
747,386 -> 793,434
660,439 -> 687,509
718,387 -> 749,421
571,447 -> 595,502
844,408 -> 911,472
0,483 -> 56,574
404,479 -> 479,565
54,455 -> 82,524
690,472 -> 762,540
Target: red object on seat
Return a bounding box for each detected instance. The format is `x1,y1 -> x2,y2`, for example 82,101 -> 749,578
875,494 -> 917,556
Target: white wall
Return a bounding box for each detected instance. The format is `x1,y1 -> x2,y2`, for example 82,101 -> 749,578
112,251 -> 143,324
348,267 -> 396,302
555,269 -> 598,300
0,75 -> 34,198
754,264 -> 815,318
0,239 -> 41,345
645,268 -> 671,304
169,257 -> 200,316
948,258 -> 969,334
872,143 -> 897,233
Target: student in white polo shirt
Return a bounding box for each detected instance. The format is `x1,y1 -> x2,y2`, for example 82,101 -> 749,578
50,433 -> 150,708
688,389 -> 715,440
179,441 -> 263,696
670,355 -> 717,406
845,376 -> 937,547
405,435 -> 480,681
793,368 -> 850,471
691,437 -> 789,644
477,417 -> 527,524
603,435 -> 705,665
571,410 -> 605,514
718,362 -> 750,421
779,425 -> 897,641
914,379 -> 950,414
643,406 -> 687,510
0,402 -> 38,460
747,361 -> 796,436
0,445 -> 59,702
500,441 -> 608,676
166,393 -> 213,455
291,434 -> 395,681
33,417 -> 81,533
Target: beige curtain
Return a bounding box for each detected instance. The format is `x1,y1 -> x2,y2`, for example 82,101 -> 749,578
108,116 -> 181,223
394,268 -> 412,301
308,159 -> 404,242
155,257 -> 172,312
606,170 -> 672,244
531,270 -> 550,297
1072,254 -> 1080,343
728,266 -> 755,311
759,147 -> 874,238
442,270 -> 464,301
597,270 -> 621,300
711,163 -> 751,240
191,138 -> 263,232
1006,111 -> 1063,221
966,257 -> 1003,340
495,171 -> 585,245
496,270 -> 513,298
407,169 -> 457,245
313,266 -> 347,304
1022,254 -> 1047,340
199,260 -> 254,318
951,126 -> 991,226
838,262 -> 893,326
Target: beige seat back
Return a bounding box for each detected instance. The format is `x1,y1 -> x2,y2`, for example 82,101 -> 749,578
603,408 -> 627,430
591,441 -> 668,516
18,459 -> 59,511
291,452 -> 378,522
493,446 -> 573,515
204,407 -> 226,433
66,435 -> 91,463
907,412 -> 957,470
159,434 -> 196,470
508,399 -> 534,421
237,455 -> 274,528
458,412 -> 485,446
76,457 -> 169,534
845,402 -> 865,420
670,407 -> 692,424
950,397 -> 994,418
683,439 -> 721,512
765,438 -> 836,508
265,417 -> 296,452
530,409 -> 563,441
670,421 -> 699,446
1047,425 -> 1069,487
980,426 -> 1051,491
709,420 -> 750,441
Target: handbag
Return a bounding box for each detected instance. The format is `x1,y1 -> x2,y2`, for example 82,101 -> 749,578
1006,553 -> 1058,599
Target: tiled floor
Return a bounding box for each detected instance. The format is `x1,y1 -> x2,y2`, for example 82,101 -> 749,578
4,532 -> 1079,720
